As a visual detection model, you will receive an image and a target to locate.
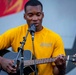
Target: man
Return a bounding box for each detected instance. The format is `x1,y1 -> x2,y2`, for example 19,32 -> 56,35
0,0 -> 66,75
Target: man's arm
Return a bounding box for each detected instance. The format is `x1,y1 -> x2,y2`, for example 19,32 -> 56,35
53,55 -> 66,75
53,65 -> 66,75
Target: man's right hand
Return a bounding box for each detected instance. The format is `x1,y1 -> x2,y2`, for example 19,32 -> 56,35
0,56 -> 16,73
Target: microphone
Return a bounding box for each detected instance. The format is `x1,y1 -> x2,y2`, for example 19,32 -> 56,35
29,24 -> 36,37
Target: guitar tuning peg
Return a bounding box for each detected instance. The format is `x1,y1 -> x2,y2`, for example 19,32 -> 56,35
72,58 -> 76,62
73,54 -> 76,57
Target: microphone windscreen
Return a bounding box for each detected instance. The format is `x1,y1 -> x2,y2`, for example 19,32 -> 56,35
29,24 -> 36,33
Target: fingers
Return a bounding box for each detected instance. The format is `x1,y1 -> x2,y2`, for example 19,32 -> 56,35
55,54 -> 66,66
5,64 -> 16,73
4,60 -> 17,73
6,66 -> 16,73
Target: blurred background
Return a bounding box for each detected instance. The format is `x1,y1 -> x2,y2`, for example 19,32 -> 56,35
0,0 -> 76,75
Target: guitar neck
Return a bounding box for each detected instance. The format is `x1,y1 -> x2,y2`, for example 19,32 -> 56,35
24,57 -> 55,66
24,55 -> 76,66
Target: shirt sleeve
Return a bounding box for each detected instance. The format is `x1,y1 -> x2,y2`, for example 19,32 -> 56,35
0,28 -> 16,50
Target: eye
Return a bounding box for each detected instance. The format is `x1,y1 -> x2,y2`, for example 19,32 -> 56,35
36,12 -> 42,16
28,13 -> 33,17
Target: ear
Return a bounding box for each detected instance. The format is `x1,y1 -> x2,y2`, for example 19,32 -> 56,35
24,13 -> 26,20
42,12 -> 44,18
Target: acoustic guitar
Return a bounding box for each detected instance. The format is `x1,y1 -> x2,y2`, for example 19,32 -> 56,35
0,50 -> 76,75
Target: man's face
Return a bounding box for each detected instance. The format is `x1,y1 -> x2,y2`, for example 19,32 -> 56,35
24,5 -> 44,30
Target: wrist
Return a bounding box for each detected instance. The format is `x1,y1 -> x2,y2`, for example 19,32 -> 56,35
56,65 -> 66,75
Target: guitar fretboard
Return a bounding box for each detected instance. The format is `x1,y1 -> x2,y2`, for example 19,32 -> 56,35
24,58 -> 55,66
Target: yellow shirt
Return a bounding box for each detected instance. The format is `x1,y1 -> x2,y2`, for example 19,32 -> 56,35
0,24 -> 65,75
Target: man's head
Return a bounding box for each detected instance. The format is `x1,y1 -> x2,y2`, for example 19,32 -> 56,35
24,0 -> 43,12
24,0 -> 44,31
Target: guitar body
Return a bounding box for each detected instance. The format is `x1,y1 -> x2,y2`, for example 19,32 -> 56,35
0,50 -> 35,75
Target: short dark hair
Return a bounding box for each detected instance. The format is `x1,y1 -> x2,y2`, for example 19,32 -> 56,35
24,0 -> 43,12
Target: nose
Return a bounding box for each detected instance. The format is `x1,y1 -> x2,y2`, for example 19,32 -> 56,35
32,15 -> 38,21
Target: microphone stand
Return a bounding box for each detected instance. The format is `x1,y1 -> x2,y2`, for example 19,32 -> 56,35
31,33 -> 38,75
13,30 -> 29,75
29,24 -> 38,75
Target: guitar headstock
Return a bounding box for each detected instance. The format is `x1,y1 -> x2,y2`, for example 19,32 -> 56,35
72,54 -> 76,65
69,54 -> 76,65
